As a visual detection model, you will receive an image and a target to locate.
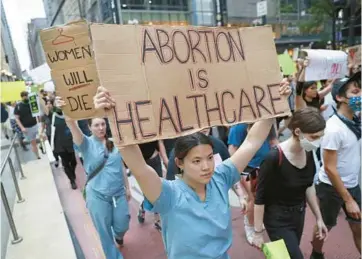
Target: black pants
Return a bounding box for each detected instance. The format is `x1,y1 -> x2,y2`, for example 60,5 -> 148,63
58,151 -> 77,182
264,203 -> 306,259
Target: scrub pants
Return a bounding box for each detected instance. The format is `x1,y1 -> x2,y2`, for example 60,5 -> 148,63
86,187 -> 130,259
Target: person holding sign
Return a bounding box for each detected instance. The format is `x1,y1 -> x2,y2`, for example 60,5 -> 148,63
93,82 -> 290,259
55,97 -> 131,259
252,108 -> 328,259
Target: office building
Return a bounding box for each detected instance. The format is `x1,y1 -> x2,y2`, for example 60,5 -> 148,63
27,18 -> 48,69
1,0 -> 22,80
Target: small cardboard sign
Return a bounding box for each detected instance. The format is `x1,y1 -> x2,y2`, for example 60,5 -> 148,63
40,20 -> 103,119
28,93 -> 40,117
90,24 -> 290,147
301,49 -> 348,81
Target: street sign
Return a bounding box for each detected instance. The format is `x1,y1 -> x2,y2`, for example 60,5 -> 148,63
257,1 -> 267,17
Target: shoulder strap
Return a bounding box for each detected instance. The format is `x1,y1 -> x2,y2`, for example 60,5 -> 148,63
85,149 -> 109,186
276,145 -> 283,167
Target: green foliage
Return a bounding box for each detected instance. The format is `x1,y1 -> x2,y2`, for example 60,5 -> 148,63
298,0 -> 335,34
280,4 -> 295,13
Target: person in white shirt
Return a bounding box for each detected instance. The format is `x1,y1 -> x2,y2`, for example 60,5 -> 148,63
310,72 -> 361,259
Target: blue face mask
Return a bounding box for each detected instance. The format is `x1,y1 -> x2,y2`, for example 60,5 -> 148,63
348,96 -> 361,112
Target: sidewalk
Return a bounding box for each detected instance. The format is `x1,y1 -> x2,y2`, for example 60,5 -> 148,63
4,152 -> 76,259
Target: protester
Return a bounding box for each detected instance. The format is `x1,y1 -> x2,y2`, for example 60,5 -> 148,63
228,123 -> 278,245
92,81 -> 290,259
253,107 -> 328,259
1,103 -> 9,140
166,127 -> 230,181
14,91 -> 40,159
310,73 -> 361,259
137,140 -> 168,231
56,97 -> 131,259
7,102 -> 27,150
52,107 -> 77,189
40,99 -> 60,167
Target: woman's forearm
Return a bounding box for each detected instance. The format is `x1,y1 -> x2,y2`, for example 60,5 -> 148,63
306,185 -> 322,220
254,204 -> 265,232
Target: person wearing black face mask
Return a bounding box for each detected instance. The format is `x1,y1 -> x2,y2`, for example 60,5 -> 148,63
14,91 -> 40,159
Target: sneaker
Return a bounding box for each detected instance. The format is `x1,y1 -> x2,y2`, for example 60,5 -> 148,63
244,216 -> 254,245
154,220 -> 162,232
55,161 -> 59,168
310,251 -> 325,259
71,181 -> 77,190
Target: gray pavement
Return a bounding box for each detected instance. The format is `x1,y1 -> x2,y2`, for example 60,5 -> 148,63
1,136 -> 40,259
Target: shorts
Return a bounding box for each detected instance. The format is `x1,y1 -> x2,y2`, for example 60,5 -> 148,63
24,124 -> 38,141
316,182 -> 361,227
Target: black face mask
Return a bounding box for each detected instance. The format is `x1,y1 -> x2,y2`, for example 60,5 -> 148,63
54,108 -> 63,115
23,98 -> 29,103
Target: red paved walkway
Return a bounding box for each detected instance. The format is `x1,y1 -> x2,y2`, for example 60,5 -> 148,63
54,160 -> 359,259
120,200 -> 359,259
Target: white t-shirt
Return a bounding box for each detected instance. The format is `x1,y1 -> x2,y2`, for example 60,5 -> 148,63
319,115 -> 361,188
7,105 -> 15,120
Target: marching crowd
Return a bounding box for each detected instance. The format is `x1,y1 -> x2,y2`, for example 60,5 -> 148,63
0,58 -> 361,259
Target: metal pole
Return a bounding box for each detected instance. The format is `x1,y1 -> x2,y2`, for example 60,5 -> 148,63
13,144 -> 26,179
348,0 -> 356,46
1,183 -> 23,244
7,158 -> 25,203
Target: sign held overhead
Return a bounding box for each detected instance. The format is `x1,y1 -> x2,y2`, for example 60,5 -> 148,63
40,20 -> 103,120
90,24 -> 290,147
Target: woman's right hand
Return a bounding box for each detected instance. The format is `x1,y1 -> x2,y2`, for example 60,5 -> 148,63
94,86 -> 116,110
252,231 -> 265,249
54,96 -> 66,109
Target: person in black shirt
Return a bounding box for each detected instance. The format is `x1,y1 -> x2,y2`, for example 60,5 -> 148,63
296,80 -> 333,112
137,140 -> 168,231
253,108 -> 328,259
14,91 -> 40,159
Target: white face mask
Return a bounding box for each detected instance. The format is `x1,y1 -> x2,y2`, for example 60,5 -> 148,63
299,135 -> 321,152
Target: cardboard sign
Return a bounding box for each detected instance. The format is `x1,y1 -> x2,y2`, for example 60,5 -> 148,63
347,45 -> 361,68
28,93 -> 41,117
301,49 -> 348,81
40,20 -> 103,119
90,24 -> 290,147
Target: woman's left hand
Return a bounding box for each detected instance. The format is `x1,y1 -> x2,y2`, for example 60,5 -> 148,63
94,86 -> 116,110
279,79 -> 292,99
315,219 -> 328,240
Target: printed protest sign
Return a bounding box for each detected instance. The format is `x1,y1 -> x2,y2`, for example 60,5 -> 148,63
28,93 -> 40,117
90,24 -> 290,147
301,49 -> 348,81
40,20 -> 103,119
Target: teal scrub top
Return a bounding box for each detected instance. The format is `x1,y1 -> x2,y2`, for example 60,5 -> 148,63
75,135 -> 125,197
144,159 -> 241,259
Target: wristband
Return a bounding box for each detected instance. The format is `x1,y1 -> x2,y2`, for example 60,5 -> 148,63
254,229 -> 264,234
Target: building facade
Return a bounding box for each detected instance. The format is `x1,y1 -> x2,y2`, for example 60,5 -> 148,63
1,0 -> 22,80
27,18 -> 48,69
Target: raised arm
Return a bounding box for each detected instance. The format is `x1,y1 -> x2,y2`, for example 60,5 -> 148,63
318,79 -> 334,99
93,87 -> 162,203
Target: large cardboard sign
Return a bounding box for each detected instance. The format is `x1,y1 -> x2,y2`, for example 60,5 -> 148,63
90,24 -> 290,147
40,20 -> 103,119
301,49 -> 348,81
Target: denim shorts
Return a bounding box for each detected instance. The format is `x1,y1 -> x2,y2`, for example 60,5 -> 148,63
316,182 -> 361,227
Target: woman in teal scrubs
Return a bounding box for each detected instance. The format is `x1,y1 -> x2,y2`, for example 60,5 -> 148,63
93,82 -> 290,259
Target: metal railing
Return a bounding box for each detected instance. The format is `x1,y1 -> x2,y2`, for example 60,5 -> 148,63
1,133 -> 26,244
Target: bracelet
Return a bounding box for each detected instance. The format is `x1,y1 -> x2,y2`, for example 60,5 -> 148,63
254,229 -> 264,234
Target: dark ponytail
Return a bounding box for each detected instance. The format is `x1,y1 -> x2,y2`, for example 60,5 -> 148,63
88,118 -> 114,152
